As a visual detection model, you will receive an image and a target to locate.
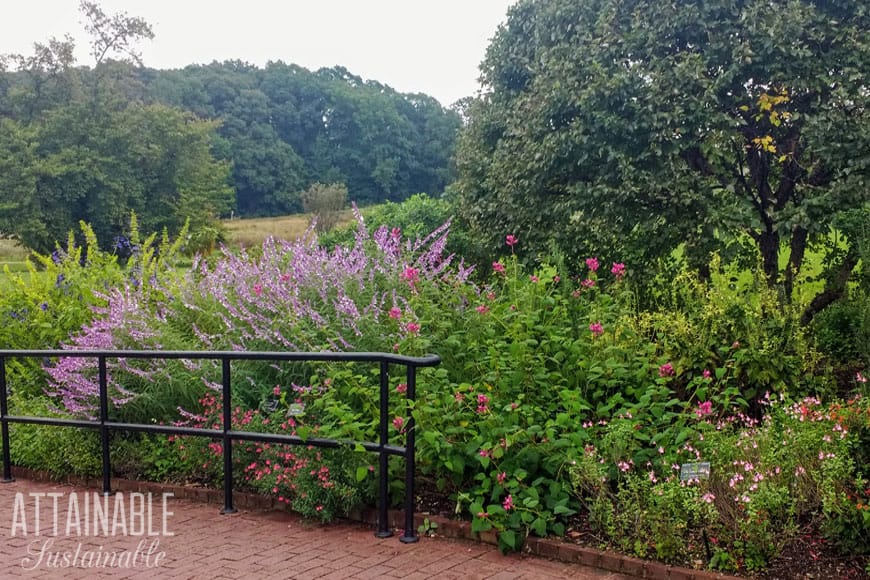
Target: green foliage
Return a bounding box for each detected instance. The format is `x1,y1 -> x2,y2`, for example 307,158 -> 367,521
456,0 -> 870,294
6,397 -> 102,477
638,255 -> 830,403
813,291 -> 870,369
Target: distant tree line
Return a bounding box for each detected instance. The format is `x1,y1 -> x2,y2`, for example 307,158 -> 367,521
0,3 -> 460,253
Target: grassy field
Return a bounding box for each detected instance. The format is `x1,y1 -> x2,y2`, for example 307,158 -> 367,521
221,211 -> 353,248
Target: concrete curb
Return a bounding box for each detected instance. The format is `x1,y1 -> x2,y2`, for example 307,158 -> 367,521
10,467 -> 738,580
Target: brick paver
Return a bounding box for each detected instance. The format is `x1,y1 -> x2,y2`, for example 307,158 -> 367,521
0,479 -> 632,579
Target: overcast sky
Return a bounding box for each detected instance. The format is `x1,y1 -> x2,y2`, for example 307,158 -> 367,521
0,0 -> 517,107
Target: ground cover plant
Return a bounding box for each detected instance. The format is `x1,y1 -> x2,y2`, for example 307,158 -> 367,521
0,209 -> 867,576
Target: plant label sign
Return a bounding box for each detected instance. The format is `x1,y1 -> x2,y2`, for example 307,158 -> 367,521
680,462 -> 710,481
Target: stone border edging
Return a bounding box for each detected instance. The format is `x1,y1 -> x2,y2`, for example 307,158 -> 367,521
9,467 -> 738,580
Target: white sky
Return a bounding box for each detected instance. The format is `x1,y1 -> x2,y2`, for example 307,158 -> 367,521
0,1 -> 516,107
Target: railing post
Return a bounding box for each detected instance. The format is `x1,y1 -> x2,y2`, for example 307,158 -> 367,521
375,360 -> 393,538
98,356 -> 111,495
400,364 -> 418,543
220,357 -> 236,514
0,357 -> 13,483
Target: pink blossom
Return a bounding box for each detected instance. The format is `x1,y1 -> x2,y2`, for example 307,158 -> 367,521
273,385 -> 281,396
502,494 -> 514,511
253,284 -> 263,296
505,235 -> 518,247
857,372 -> 867,383
586,257 -> 599,272
479,449 -> 491,458
389,307 -> 402,320
395,383 -> 407,394
497,472 -> 507,484
405,322 -> 421,335
476,305 -> 490,315
702,369 -> 712,379
581,278 -> 595,288
695,401 -> 713,418
617,461 -> 631,472
658,363 -> 675,378
530,275 -> 539,283
390,227 -> 401,240
702,493 -> 716,503
401,267 -> 420,284
392,416 -> 404,431
611,263 -> 625,279
589,322 -> 604,337
492,262 -> 506,274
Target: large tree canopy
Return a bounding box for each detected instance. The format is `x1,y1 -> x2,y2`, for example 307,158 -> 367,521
146,62 -> 461,214
457,0 -> 869,306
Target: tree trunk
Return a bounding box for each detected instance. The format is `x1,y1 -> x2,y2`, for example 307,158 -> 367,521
784,226 -> 808,301
800,250 -> 859,326
758,229 -> 780,284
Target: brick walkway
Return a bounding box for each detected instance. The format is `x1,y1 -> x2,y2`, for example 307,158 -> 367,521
0,479 -> 633,579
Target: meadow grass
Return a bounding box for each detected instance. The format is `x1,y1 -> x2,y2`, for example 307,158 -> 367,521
221,211 -> 353,248
0,238 -> 29,262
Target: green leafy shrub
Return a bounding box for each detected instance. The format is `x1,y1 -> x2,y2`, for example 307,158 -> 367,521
813,291 -> 870,370
6,397 -> 102,477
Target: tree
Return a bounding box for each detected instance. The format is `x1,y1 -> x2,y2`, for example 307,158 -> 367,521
0,3 -> 232,253
301,182 -> 347,233
456,0 -> 869,313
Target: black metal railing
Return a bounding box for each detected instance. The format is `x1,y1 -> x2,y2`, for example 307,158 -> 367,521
0,349 -> 440,543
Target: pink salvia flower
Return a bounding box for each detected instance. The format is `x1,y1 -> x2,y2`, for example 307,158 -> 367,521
611,262 -> 625,279
505,235 -> 518,247
400,267 -> 420,284
405,322 -> 420,335
589,322 -> 604,337
492,262 -> 506,274
389,307 -> 402,320
585,257 -> 599,272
